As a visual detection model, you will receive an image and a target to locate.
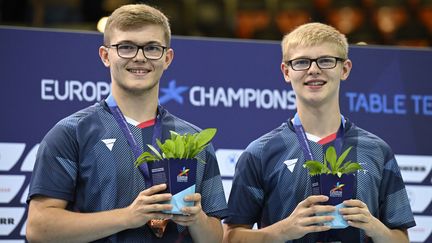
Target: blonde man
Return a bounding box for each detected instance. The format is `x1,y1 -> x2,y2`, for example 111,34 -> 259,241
27,4 -> 227,242
224,23 -> 415,243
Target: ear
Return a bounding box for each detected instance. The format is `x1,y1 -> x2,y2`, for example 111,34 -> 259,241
341,59 -> 352,81
99,46 -> 110,67
163,48 -> 174,70
281,62 -> 291,83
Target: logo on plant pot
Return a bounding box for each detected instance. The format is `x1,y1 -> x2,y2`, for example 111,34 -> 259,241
329,182 -> 345,197
177,166 -> 190,183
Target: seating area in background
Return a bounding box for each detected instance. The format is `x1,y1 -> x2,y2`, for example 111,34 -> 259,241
1,0 -> 432,47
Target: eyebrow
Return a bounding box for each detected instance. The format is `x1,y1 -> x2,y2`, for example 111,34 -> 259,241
291,55 -> 337,60
116,40 -> 164,46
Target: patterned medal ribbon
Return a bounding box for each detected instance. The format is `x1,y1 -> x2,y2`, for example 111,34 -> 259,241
106,94 -> 169,238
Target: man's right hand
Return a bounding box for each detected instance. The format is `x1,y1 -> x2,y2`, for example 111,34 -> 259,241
125,183 -> 173,229
224,195 -> 336,243
272,195 -> 335,241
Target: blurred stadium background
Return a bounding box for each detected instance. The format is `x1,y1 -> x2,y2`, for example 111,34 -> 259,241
1,0 -> 432,47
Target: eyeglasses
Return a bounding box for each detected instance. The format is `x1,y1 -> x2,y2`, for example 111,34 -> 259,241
286,56 -> 346,71
107,43 -> 167,60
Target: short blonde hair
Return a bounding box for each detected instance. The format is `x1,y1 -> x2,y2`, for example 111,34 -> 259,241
104,4 -> 171,47
281,23 -> 348,62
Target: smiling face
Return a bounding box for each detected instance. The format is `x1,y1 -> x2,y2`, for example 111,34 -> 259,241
99,24 -> 174,97
281,42 -> 352,110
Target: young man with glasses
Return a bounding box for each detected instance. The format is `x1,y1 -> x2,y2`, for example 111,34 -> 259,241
26,4 -> 227,242
223,23 -> 415,243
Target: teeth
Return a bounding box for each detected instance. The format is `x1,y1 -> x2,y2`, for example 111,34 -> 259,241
129,69 -> 148,74
307,81 -> 324,86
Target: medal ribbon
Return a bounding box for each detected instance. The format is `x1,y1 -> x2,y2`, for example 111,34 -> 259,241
292,113 -> 345,161
106,94 -> 162,187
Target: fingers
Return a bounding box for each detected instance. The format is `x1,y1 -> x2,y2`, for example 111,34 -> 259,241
172,215 -> 195,226
298,196 -> 335,217
303,214 -> 334,226
300,195 -> 330,208
172,193 -> 203,226
137,184 -> 172,205
339,199 -> 373,227
172,210 -> 202,226
141,184 -> 169,196
148,212 -> 173,220
183,193 -> 201,202
340,199 -> 369,215
303,224 -> 332,233
132,184 -> 173,214
343,199 -> 366,208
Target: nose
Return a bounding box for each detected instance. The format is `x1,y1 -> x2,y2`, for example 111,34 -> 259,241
307,60 -> 321,74
134,48 -> 147,61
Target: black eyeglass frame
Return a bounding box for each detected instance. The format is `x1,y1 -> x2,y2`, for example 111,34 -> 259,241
286,56 -> 346,71
107,43 -> 167,60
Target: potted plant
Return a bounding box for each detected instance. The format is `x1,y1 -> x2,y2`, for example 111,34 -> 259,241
135,128 -> 217,215
303,146 -> 363,228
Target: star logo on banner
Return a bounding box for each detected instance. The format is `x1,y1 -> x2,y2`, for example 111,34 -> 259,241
159,80 -> 189,105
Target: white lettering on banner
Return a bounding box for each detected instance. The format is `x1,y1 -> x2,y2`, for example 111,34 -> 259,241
345,92 -> 432,116
41,79 -> 110,102
215,149 -> 244,177
0,176 -> 25,204
395,155 -> 432,183
411,95 -> 432,115
0,207 -> 25,236
408,215 -> 432,242
405,185 -> 432,213
189,86 -> 296,110
0,143 -> 26,171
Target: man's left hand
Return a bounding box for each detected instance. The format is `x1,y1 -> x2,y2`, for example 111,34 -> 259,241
171,193 -> 206,227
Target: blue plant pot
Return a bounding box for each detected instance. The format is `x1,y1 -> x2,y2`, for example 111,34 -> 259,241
312,173 -> 356,228
148,158 -> 197,214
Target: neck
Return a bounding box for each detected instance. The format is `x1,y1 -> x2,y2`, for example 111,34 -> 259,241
296,104 -> 341,138
111,88 -> 158,123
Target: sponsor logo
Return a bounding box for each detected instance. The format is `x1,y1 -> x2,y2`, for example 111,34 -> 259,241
0,218 -> 14,225
158,80 -> 297,110
0,142 -> 38,238
41,78 -> 110,102
101,139 -> 116,151
329,182 -> 345,198
0,143 -> 26,171
395,155 -> 432,183
215,149 -> 243,177
0,207 -> 26,236
159,80 -> 188,104
284,159 -> 298,172
189,86 -> 296,110
0,175 -> 26,204
408,215 -> 432,242
177,166 -> 190,183
405,185 -> 432,213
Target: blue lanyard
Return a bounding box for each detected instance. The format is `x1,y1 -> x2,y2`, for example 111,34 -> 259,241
105,94 -> 162,186
292,113 -> 345,161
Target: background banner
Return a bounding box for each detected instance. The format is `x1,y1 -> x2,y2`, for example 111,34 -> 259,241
1,27 -> 431,242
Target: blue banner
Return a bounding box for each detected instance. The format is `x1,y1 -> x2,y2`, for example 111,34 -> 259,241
0,26 -> 431,242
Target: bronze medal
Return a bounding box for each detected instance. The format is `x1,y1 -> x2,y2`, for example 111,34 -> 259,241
148,219 -> 169,238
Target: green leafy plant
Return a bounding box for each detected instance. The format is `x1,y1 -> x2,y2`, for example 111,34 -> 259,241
303,146 -> 363,178
134,128 -> 217,166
